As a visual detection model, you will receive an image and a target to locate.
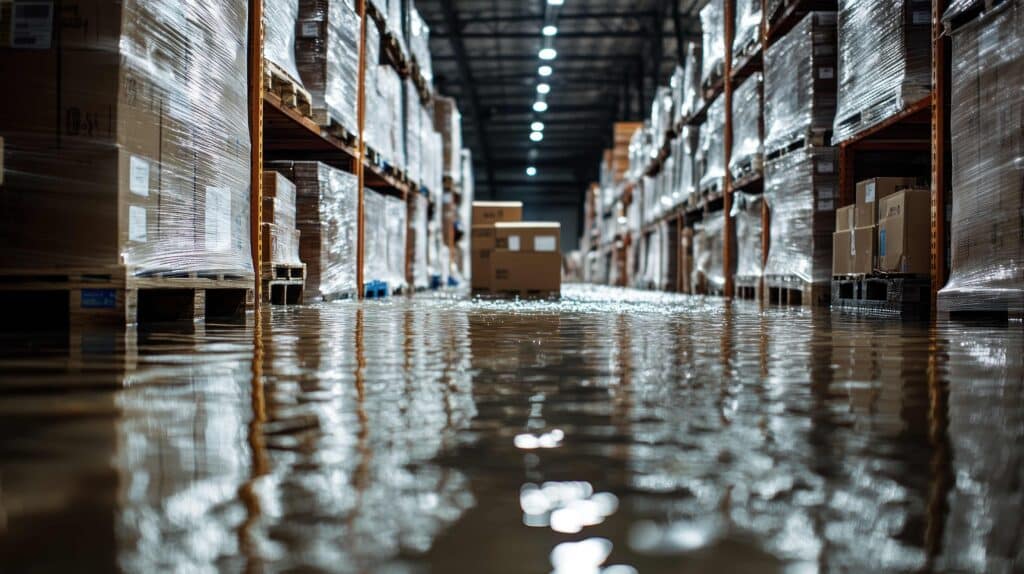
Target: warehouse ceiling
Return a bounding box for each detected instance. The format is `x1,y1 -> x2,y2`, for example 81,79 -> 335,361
418,0 -> 705,214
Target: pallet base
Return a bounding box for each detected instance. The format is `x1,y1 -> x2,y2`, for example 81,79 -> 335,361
264,60 -> 313,118
0,268 -> 254,329
766,276 -> 830,307
831,274 -> 930,317
936,287 -> 1024,321
735,276 -> 763,302
261,263 -> 306,306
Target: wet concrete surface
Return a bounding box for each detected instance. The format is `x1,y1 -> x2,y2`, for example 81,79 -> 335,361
0,284 -> 1022,573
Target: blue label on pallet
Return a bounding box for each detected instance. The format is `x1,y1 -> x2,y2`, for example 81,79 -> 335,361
879,229 -> 887,257
81,289 -> 116,309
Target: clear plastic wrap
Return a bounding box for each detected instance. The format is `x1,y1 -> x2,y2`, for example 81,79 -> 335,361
405,79 -> 423,186
698,94 -> 727,193
409,6 -> 433,87
693,210 -> 727,293
628,124 -> 649,180
386,196 -> 408,290
268,161 -> 358,300
732,192 -> 764,278
832,0 -> 932,144
701,0 -> 725,89
651,87 -> 675,151
763,12 -> 838,154
434,96 -> 463,184
297,0 -> 360,136
364,18 -> 383,157
412,193 -> 430,289
365,189 -> 388,285
938,0 -> 1024,312
372,64 -> 404,170
677,126 -> 699,206
0,0 -> 252,277
265,0 -> 302,83
729,72 -> 763,180
763,148 -> 839,284
681,42 -> 704,118
733,0 -> 763,67
670,65 -> 686,124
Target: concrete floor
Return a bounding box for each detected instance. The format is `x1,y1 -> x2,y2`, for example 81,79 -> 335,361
0,285 -> 1021,573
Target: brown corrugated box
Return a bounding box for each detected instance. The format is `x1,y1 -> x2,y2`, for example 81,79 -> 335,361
854,177 -> 919,228
851,226 -> 875,274
835,204 -> 856,232
833,230 -> 852,275
471,201 -> 523,290
490,222 -> 562,293
877,189 -> 931,274
472,201 -> 523,225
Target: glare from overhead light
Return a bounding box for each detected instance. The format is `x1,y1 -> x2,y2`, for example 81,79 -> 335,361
547,0 -> 564,5
533,101 -> 549,112
531,121 -> 545,131
537,83 -> 551,95
538,65 -> 553,77
539,48 -> 557,60
530,131 -> 544,142
526,166 -> 538,177
543,25 -> 558,37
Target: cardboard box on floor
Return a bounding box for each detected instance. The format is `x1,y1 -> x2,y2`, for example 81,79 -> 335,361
877,189 -> 931,275
490,222 -> 562,293
471,201 -> 523,290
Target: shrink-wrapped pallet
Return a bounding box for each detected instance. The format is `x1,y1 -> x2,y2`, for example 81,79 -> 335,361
262,172 -> 302,266
411,193 -> 430,289
693,211 -> 727,293
764,12 -> 838,154
733,0 -> 763,66
386,196 -> 408,290
0,0 -> 252,277
409,6 -> 433,87
405,79 -> 423,185
733,192 -> 764,279
729,72 -> 763,180
676,126 -> 699,206
832,0 -> 932,144
268,162 -> 358,300
265,0 -> 302,83
365,189 -> 388,286
938,0 -> 1024,313
651,87 -> 675,152
680,42 -> 703,118
701,0 -> 726,90
434,96 -> 463,185
698,95 -> 727,194
297,0 -> 360,136
763,148 -> 839,284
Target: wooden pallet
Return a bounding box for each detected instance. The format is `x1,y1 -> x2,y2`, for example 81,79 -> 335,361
765,275 -> 830,307
735,276 -> 763,302
0,266 -> 254,329
765,128 -> 833,161
261,263 -> 306,306
831,273 -> 930,316
936,287 -> 1024,321
308,111 -> 358,148
264,60 -> 313,119
832,87 -> 932,145
730,154 -> 764,183
699,176 -> 726,199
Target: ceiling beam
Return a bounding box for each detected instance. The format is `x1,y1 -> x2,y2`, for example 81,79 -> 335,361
438,0 -> 495,193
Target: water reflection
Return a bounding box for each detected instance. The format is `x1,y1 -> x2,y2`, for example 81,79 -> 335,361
0,285 -> 1021,572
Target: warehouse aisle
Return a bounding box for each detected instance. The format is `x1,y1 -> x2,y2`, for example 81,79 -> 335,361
1,285 -> 1022,572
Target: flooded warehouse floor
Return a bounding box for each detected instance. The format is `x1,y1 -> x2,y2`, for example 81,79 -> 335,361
0,284 -> 1022,573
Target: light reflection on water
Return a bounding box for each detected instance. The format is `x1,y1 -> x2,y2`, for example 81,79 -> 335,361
0,284 -> 1021,573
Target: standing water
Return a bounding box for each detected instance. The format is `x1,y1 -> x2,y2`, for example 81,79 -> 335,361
0,285 -> 1021,573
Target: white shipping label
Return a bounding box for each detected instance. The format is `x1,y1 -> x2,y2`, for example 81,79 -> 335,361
129,156 -> 150,197
865,181 -> 876,202
534,236 -> 557,252
508,235 -> 521,252
11,2 -> 53,49
818,67 -> 835,79
205,186 -> 232,252
129,206 -> 147,242
301,21 -> 319,38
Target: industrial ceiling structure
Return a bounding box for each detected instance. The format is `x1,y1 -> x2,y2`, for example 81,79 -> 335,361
417,0 -> 705,238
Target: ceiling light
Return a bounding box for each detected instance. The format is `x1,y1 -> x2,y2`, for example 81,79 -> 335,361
526,166 -> 538,176
536,83 -> 551,95
531,121 -> 545,131
538,65 -> 553,77
533,101 -> 548,112
547,0 -> 564,5
530,131 -> 544,142
543,25 -> 558,36
539,48 -> 557,61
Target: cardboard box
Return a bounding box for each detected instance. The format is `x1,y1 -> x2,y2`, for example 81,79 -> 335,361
877,189 -> 931,274
493,222 -> 561,253
854,177 -> 919,228
490,251 -> 562,293
472,201 -> 523,225
471,224 -> 496,290
833,230 -> 853,275
851,226 -> 876,274
835,205 -> 856,232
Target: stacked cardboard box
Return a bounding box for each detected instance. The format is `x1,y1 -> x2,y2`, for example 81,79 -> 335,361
491,223 -> 562,294
832,177 -> 927,275
471,202 -> 523,290
611,122 -> 643,183
297,0 -> 360,135
0,0 -> 252,277
262,172 -> 302,266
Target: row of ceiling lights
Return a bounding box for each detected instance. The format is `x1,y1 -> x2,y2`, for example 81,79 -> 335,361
527,0 -> 564,178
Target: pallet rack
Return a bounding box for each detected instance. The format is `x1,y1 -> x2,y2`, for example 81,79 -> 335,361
249,0 -> 441,308
601,0 -> 951,310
